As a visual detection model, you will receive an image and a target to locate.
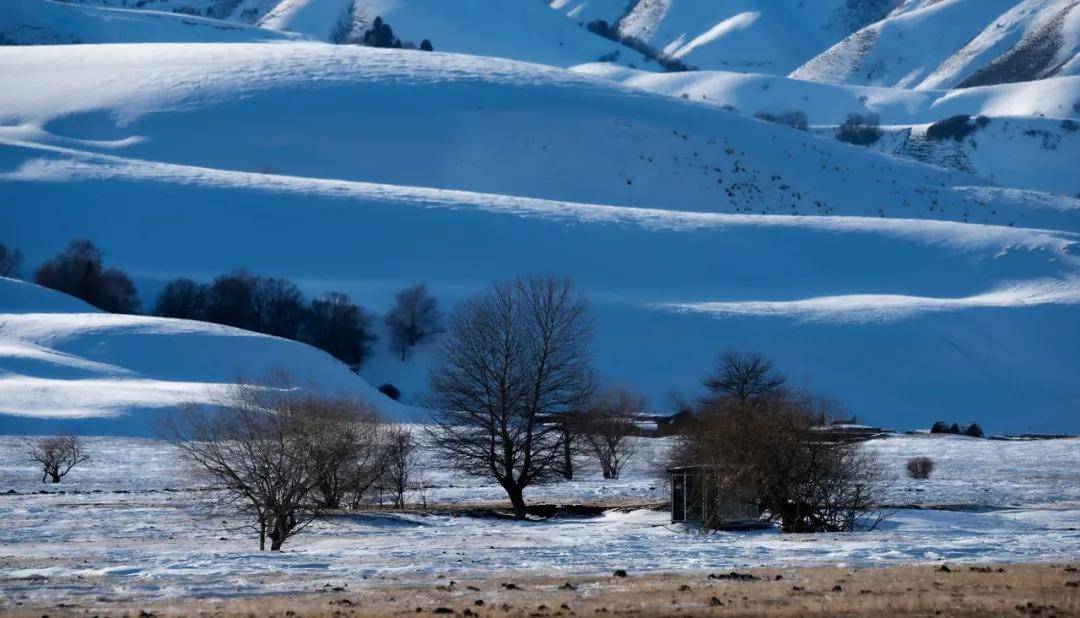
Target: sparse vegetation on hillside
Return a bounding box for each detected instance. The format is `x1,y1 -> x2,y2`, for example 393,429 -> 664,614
836,113 -> 882,146
754,110 -> 809,131
926,115 -> 989,141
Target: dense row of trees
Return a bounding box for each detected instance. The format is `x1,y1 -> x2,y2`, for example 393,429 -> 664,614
7,240 -> 444,373
154,275 -> 443,370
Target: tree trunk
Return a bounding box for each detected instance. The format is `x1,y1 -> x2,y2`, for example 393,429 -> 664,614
259,521 -> 266,551
50,472 -> 61,483
506,485 -> 527,520
561,437 -> 574,481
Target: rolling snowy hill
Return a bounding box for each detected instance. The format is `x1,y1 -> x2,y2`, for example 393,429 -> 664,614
0,277 -> 411,434
0,0 -> 295,45
574,64 -> 1080,196
1,44 -> 1079,434
1,2 -> 1078,436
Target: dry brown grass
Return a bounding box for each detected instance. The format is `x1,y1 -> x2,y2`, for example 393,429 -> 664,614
4,562 -> 1079,617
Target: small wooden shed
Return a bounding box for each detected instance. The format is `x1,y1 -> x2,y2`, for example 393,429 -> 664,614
668,465 -> 761,529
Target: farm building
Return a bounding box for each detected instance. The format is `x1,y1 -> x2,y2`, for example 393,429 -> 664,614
667,465 -> 763,529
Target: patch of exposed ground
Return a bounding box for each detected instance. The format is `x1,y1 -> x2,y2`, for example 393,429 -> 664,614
4,562 -> 1079,617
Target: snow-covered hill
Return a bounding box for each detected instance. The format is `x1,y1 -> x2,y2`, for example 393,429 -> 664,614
0,0 -> 295,45
550,0 -> 896,74
574,64 -> 1080,196
794,0 -> 1080,89
0,277 -> 411,434
2,43 -> 1076,228
1,44 -> 1079,434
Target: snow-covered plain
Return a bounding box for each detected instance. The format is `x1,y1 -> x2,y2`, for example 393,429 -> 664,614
0,434 -> 1077,605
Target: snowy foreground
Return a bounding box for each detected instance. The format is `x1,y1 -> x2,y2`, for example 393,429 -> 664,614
1,433 -> 1077,605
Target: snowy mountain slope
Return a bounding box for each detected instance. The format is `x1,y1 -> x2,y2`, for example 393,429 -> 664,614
24,0 -> 648,67
2,136 -> 1080,432
255,0 -> 356,42
0,0 -> 295,45
550,0 -> 898,73
574,64 -> 1080,196
317,0 -> 650,66
922,0 -> 1080,89
574,64 -> 1080,124
1,43 -> 1076,229
794,0 -> 1080,89
0,277 -> 413,434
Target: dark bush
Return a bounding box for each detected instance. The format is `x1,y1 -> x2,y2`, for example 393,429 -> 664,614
0,243 -> 23,278
754,110 -> 808,131
836,113 -> 882,145
419,39 -> 433,52
378,383 -> 401,400
962,423 -> 984,438
926,115 -> 981,141
154,278 -> 208,320
906,456 -> 934,480
302,292 -> 376,371
252,276 -> 307,340
204,270 -> 258,330
363,16 -> 402,49
34,240 -> 140,313
587,19 -> 615,40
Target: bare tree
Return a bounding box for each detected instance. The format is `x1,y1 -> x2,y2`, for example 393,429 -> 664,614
579,386 -> 644,479
381,426 -> 416,508
0,243 -> 24,278
427,275 -> 593,519
27,435 -> 88,483
703,351 -> 785,403
161,378 -> 377,550
385,284 -> 442,361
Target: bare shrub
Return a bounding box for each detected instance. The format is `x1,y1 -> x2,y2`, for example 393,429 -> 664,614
754,110 -> 809,131
27,435 -> 88,483
926,115 -> 985,141
672,356 -> 885,533
836,113 -> 882,146
162,377 -> 383,550
906,457 -> 934,480
578,386 -> 644,479
427,275 -> 593,518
